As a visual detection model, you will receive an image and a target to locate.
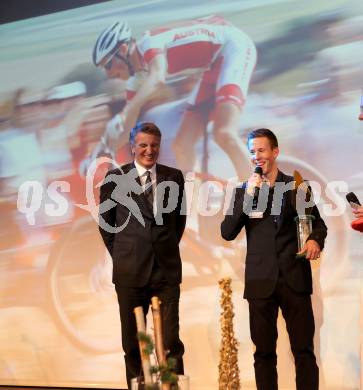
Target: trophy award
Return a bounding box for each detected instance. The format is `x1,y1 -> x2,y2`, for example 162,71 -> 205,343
294,214 -> 315,258
293,170 -> 314,259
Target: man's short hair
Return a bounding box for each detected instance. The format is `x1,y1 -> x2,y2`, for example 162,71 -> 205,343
247,128 -> 278,149
129,122 -> 162,145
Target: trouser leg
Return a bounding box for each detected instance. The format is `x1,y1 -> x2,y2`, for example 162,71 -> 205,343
115,285 -> 149,389
248,296 -> 279,390
151,283 -> 185,374
277,282 -> 319,390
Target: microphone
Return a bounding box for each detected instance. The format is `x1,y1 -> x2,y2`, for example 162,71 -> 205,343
254,165 -> 263,176
252,166 -> 263,210
346,192 -> 363,232
346,192 -> 361,208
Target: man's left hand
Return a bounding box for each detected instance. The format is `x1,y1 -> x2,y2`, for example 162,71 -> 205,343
297,239 -> 321,260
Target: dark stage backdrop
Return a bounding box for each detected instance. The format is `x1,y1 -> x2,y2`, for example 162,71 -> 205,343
0,0 -> 362,389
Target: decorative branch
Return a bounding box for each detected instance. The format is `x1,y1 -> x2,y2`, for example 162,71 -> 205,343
218,278 -> 240,390
134,306 -> 153,386
151,296 -> 170,390
134,300 -> 179,390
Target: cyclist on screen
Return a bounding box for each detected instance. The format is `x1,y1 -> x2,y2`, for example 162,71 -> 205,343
91,15 -> 257,178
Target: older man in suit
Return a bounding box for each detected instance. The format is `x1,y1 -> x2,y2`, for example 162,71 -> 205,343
221,128 -> 327,390
98,122 -> 186,389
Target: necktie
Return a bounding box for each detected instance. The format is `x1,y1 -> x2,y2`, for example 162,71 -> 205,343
144,170 -> 153,206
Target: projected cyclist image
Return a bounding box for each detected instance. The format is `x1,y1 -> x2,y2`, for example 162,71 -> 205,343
90,15 -> 256,179
0,1 -> 362,389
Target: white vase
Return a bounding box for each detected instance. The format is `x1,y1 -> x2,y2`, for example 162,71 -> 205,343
130,374 -> 189,390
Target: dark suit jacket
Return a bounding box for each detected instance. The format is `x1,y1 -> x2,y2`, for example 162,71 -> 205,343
98,162 -> 186,287
221,170 -> 327,299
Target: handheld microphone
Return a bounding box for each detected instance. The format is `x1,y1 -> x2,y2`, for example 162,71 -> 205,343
346,192 -> 363,232
254,165 -> 263,176
346,192 -> 361,209
252,166 -> 263,210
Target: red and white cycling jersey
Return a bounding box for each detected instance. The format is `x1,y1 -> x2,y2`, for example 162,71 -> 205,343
127,15 -> 257,109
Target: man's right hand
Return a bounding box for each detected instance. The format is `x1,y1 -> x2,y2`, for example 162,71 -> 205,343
353,206 -> 363,219
246,171 -> 263,196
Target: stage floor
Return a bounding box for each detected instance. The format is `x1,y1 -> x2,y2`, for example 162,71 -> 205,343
0,387 -> 126,390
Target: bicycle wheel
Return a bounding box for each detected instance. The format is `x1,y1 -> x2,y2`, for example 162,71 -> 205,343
47,215 -> 121,354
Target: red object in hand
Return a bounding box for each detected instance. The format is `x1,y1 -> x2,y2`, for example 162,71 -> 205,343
351,217 -> 363,232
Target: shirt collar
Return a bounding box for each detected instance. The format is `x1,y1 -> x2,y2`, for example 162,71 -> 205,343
134,160 -> 156,178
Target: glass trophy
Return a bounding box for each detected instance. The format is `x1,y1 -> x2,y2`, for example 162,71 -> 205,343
294,214 -> 315,258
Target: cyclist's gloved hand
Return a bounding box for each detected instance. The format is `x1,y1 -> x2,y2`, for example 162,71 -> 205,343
105,113 -> 125,141
78,138 -> 115,177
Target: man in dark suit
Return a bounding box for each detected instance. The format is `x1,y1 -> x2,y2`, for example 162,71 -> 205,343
221,128 -> 327,390
98,122 -> 186,389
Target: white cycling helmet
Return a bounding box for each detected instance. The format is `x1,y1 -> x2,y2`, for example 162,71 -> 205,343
92,21 -> 132,66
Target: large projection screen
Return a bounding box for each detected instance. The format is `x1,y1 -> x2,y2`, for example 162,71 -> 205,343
0,0 -> 362,389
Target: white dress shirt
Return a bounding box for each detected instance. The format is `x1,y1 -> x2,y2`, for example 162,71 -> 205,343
134,160 -> 157,212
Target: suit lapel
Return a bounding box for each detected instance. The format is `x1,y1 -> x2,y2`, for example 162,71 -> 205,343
156,164 -> 167,185
156,164 -> 168,210
275,170 -> 292,233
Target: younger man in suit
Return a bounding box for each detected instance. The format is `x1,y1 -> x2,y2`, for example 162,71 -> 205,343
98,122 -> 186,389
221,128 -> 327,390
